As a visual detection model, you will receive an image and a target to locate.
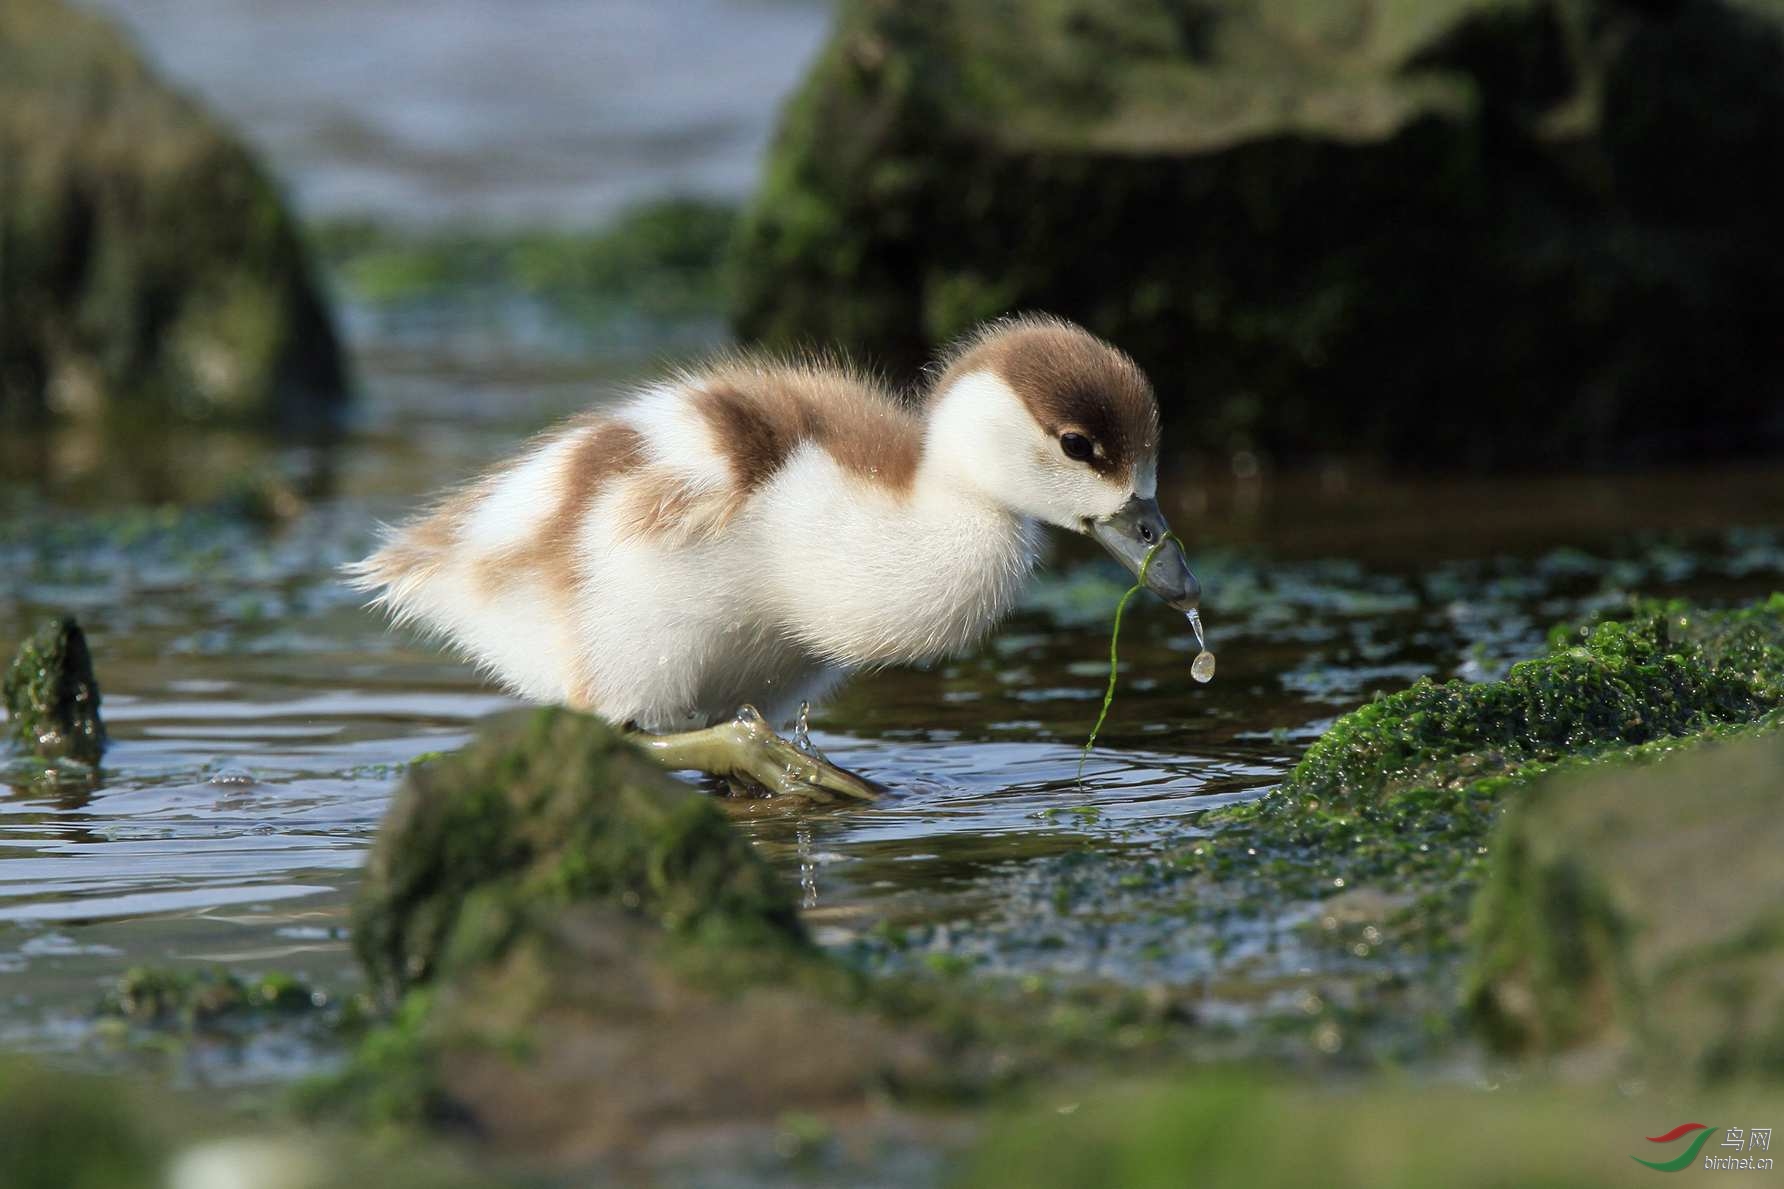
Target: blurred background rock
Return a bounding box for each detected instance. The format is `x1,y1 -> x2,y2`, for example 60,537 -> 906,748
8,0 -> 1782,472
734,0 -> 1784,470
0,0 -> 347,432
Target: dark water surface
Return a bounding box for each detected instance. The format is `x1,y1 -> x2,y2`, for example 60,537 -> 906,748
4,339 -> 1782,1084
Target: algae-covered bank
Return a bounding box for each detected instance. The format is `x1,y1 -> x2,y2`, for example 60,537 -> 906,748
7,468 -> 1784,1186
3,486 -> 1783,1186
959,1074 -> 1784,1189
1184,596 -> 1784,907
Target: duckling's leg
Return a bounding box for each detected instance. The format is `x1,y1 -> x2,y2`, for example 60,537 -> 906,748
633,706 -> 881,802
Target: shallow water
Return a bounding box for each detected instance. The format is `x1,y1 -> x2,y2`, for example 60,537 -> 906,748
4,337 -> 1782,1083
80,0 -> 831,224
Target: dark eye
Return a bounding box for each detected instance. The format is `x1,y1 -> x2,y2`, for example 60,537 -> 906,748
1059,433 -> 1094,462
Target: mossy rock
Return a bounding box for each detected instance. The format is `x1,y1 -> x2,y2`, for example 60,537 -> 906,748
0,0 -> 347,429
352,707 -> 806,1001
1468,727 -> 1784,1083
732,0 -> 1784,468
959,1072 -> 1784,1188
1183,595 -> 1784,907
1285,596 -> 1784,808
3,617 -> 104,763
333,709 -> 949,1155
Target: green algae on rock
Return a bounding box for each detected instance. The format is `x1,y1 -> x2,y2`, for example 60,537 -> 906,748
732,0 -> 1784,468
1184,596 -> 1784,903
0,0 -> 347,429
351,707 -> 805,1001
100,966 -> 323,1027
1286,596 -> 1784,807
1467,726 -> 1784,1082
3,617 -> 104,763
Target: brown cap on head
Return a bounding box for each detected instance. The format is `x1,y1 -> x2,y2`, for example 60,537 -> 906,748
928,314 -> 1160,480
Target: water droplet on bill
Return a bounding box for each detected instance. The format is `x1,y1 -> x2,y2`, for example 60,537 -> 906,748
1185,610 -> 1215,682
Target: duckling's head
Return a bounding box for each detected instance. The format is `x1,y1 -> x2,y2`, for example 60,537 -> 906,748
926,315 -> 1199,610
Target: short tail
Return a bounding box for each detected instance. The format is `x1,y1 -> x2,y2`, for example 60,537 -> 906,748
341,528 -> 448,629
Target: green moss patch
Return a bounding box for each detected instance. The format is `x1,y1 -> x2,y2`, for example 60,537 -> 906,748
0,1058 -> 163,1189
0,1053 -> 508,1189
99,966 -> 327,1028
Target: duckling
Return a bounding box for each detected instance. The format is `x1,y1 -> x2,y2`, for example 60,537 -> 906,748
349,314 -> 1199,800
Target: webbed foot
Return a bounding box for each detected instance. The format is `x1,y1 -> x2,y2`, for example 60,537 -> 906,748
633,705 -> 881,803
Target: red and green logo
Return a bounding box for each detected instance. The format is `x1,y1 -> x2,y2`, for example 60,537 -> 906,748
1634,1123 -> 1720,1172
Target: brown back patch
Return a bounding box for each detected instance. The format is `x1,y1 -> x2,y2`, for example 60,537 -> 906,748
475,418 -> 646,595
930,315 -> 1159,480
694,359 -> 923,496
615,467 -> 742,544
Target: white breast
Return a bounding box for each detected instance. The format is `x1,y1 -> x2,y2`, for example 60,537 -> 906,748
746,444 -> 1041,667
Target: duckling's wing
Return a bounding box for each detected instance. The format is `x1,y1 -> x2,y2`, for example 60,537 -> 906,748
344,411 -> 650,705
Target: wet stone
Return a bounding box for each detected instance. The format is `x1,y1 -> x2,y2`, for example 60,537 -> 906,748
1467,725 -> 1784,1082
3,617 -> 105,764
0,0 -> 348,427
